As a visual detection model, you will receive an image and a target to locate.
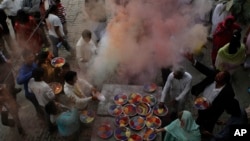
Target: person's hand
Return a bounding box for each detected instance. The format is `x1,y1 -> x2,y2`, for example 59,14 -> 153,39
154,129 -> 161,133
91,90 -> 99,101
201,130 -> 213,137
170,99 -> 177,105
91,87 -> 97,93
5,59 -> 12,64
91,95 -> 98,101
216,120 -> 226,125
59,37 -> 64,42
184,52 -> 195,64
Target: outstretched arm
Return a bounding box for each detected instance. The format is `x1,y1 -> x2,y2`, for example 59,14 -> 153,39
160,73 -> 173,103
185,53 -> 215,77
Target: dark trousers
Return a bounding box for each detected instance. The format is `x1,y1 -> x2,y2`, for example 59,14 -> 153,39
0,10 -> 9,35
196,109 -> 219,133
7,16 -> 17,33
49,35 -> 72,57
25,93 -> 44,115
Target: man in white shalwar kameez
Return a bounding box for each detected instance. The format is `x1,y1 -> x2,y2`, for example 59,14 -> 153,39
76,30 -> 97,74
159,67 -> 192,113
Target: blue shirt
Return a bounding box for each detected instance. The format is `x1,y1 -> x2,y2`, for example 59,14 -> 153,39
16,63 -> 37,97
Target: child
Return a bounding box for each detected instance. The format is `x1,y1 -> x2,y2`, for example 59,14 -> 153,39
76,29 -> 97,74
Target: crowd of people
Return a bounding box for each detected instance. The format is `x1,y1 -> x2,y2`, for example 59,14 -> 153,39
0,0 -> 100,139
0,0 -> 250,141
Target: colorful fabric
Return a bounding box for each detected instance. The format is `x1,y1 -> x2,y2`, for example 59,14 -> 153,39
212,15 -> 240,65
215,43 -> 246,71
14,16 -> 42,53
56,3 -> 66,24
163,110 -> 200,141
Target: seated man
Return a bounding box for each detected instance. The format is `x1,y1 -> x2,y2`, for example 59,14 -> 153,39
63,71 -> 98,109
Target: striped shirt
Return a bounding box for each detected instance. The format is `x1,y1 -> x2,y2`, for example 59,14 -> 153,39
56,3 -> 66,24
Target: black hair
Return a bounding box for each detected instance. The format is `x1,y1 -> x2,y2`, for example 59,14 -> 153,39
45,101 -> 57,115
62,62 -> 70,70
64,71 -> 77,83
228,29 -> 242,54
36,51 -> 49,66
16,9 -> 29,23
82,29 -> 92,39
49,5 -> 58,14
32,67 -> 45,81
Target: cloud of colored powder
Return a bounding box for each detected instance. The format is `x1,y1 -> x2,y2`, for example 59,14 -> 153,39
89,0 -> 212,86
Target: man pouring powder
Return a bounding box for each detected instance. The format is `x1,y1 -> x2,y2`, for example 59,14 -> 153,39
159,67 -> 192,119
63,71 -> 100,110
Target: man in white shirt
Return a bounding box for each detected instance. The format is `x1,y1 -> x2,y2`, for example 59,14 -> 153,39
63,71 -> 98,110
46,5 -> 73,57
28,67 -> 55,131
159,67 -> 192,113
28,67 -> 55,108
76,29 -> 97,74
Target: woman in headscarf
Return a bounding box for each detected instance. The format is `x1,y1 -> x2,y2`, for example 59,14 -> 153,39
212,15 -> 241,67
209,1 -> 228,39
215,29 -> 246,73
155,110 -> 201,141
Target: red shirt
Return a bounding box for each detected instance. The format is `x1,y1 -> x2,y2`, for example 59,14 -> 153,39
15,16 -> 42,53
